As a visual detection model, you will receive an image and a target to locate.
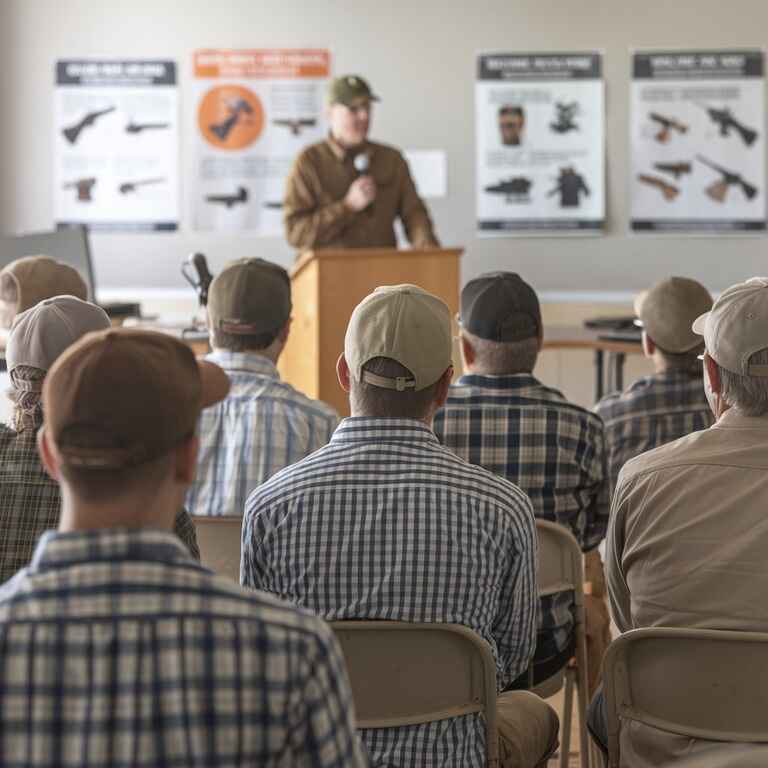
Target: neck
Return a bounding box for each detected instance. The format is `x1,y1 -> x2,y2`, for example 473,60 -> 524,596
349,408 -> 434,426
330,131 -> 365,152
465,364 -> 533,376
217,346 -> 281,365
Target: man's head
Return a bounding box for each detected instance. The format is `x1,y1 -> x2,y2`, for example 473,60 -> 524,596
38,329 -> 229,526
327,75 -> 379,148
635,276 -> 712,372
338,284 -> 453,421
6,296 -> 111,432
459,272 -> 542,375
499,105 -> 525,146
0,256 -> 88,329
692,277 -> 768,418
207,258 -> 292,360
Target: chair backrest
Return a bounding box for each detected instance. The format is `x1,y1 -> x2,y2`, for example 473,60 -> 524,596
193,516 -> 243,581
331,621 -> 499,767
603,627 -> 768,766
536,519 -> 584,607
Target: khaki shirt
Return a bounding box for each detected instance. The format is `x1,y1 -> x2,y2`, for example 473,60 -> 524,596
283,138 -> 439,251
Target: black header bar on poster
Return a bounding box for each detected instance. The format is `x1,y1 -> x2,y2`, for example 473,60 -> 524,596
56,60 -> 176,86
632,219 -> 766,232
633,50 -> 763,80
479,219 -> 603,231
478,52 -> 602,81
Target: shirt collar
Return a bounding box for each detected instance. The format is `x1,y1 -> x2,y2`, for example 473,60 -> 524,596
30,528 -> 191,572
207,349 -> 280,379
456,372 -> 541,390
714,408 -> 768,430
331,417 -> 439,446
326,134 -> 371,163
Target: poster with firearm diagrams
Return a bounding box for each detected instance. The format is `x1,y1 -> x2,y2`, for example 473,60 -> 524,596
192,49 -> 330,234
475,52 -> 605,235
54,60 -> 179,232
631,50 -> 765,232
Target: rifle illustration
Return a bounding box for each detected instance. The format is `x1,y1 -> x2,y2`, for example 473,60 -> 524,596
696,155 -> 758,202
648,112 -> 688,143
695,104 -> 758,147
63,177 -> 97,202
62,106 -> 116,145
209,99 -> 254,141
272,118 -> 317,136
653,162 -> 692,180
638,174 -> 679,201
125,121 -> 170,134
118,177 -> 166,194
205,186 -> 249,208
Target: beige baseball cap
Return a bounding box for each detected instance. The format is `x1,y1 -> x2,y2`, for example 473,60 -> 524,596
0,256 -> 87,318
634,277 -> 713,353
6,296 -> 110,373
692,277 -> 768,376
345,284 -> 452,391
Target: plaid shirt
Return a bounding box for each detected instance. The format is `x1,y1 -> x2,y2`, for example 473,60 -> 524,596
0,426 -> 199,584
0,528 -> 366,767
433,373 -> 609,659
242,417 -> 537,768
186,350 -> 339,517
595,369 -> 714,496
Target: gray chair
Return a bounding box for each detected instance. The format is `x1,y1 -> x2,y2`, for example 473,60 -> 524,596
193,515 -> 242,581
331,621 -> 499,767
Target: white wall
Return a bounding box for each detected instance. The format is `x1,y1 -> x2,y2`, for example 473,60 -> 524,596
2,0 -> 767,295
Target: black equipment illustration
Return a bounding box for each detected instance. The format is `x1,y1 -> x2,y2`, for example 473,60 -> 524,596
118,177 -> 166,194
484,177 -> 533,203
547,166 -> 590,207
205,186 -> 249,208
209,99 -> 254,141
272,118 -> 317,136
62,106 -> 116,144
550,102 -> 579,133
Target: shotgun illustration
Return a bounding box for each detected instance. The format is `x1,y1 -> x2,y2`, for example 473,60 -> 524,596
638,174 -> 679,201
205,186 -> 249,208
63,177 -> 97,202
695,104 -> 758,147
209,99 -> 254,141
62,106 -> 116,144
272,118 -> 317,136
125,120 -> 170,134
696,155 -> 758,202
653,162 -> 692,180
648,112 -> 688,143
118,177 -> 166,194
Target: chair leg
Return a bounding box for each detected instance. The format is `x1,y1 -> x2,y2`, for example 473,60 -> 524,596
575,668 -> 590,768
560,671 -> 574,768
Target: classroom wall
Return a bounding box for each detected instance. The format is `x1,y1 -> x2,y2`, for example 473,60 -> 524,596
1,0 -> 766,295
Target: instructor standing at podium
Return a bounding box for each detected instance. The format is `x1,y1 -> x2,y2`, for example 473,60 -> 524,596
283,75 -> 440,251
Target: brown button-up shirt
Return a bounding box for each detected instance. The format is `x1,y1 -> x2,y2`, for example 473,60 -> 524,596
283,137 -> 439,250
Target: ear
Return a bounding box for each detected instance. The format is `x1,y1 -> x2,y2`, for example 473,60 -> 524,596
337,354 -> 352,393
433,365 -> 454,410
278,318 -> 292,345
704,353 -> 722,395
460,334 -> 475,367
175,435 -> 199,485
37,427 -> 61,482
642,332 -> 656,357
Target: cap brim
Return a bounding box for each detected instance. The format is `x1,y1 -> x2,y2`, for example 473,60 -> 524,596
198,360 -> 230,407
692,311 -> 709,335
633,290 -> 647,319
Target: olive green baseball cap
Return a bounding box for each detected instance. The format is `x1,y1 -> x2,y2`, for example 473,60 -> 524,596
208,258 -> 291,336
328,75 -> 380,106
345,284 -> 452,391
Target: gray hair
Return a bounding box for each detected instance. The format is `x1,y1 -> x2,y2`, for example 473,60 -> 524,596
716,348 -> 768,417
9,365 -> 45,432
462,329 -> 539,375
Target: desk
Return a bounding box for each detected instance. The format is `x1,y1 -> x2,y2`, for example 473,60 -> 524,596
543,327 -> 643,402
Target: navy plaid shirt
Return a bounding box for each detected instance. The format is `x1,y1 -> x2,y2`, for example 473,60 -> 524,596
433,373 -> 610,659
0,528 -> 366,767
242,417 -> 538,768
595,369 -> 714,496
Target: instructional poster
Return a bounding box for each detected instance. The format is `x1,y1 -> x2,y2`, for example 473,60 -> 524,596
54,59 -> 179,232
631,50 -> 765,232
193,49 -> 330,234
475,52 -> 605,234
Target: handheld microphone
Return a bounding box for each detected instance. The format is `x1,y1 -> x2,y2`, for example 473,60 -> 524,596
181,252 -> 214,307
353,153 -> 370,176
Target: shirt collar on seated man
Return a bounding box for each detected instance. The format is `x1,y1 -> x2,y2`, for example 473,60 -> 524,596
207,348 -> 280,379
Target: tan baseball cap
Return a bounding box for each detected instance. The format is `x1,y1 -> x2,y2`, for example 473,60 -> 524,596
328,75 -> 380,106
345,284 -> 452,391
0,256 -> 87,317
208,258 -> 291,336
692,277 -> 768,376
634,277 -> 713,353
43,329 -> 230,469
7,296 -> 110,373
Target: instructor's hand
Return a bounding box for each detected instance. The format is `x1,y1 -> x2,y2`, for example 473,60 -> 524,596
344,176 -> 377,212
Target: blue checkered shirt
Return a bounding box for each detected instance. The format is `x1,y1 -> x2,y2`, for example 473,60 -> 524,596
433,374 -> 609,659
186,350 -> 339,517
595,369 -> 714,496
0,528 -> 367,768
242,417 -> 538,768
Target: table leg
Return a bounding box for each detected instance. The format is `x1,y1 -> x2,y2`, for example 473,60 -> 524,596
614,352 -> 626,392
594,350 -> 604,402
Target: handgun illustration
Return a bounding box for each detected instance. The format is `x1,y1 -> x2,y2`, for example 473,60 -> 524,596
272,118 -> 318,136
63,177 -> 97,202
653,162 -> 692,180
125,121 -> 171,134
648,112 -> 688,143
62,106 -> 116,144
695,103 -> 758,147
205,186 -> 249,208
638,174 -> 680,201
118,177 -> 166,194
209,99 -> 254,141
696,155 -> 758,202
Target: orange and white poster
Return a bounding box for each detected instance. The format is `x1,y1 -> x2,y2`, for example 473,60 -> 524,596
193,49 -> 330,234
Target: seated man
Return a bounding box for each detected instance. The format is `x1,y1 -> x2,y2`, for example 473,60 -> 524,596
590,277 -> 768,764
243,284 -> 558,768
0,327 -> 365,766
595,276 -> 714,494
186,257 -> 338,516
0,297 -> 199,583
433,272 -> 610,693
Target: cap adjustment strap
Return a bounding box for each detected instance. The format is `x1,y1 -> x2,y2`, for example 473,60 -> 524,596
360,370 -> 416,391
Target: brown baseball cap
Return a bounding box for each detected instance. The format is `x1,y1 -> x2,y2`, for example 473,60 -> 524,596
208,258 -> 291,336
43,329 -> 230,469
635,277 -> 713,353
345,284 -> 452,391
460,272 -> 541,342
0,256 -> 87,316
328,75 -> 380,106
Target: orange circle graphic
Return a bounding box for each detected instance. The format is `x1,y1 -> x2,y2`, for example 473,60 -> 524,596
198,85 -> 264,150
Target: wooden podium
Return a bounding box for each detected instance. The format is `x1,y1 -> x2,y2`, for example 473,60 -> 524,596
278,247 -> 463,416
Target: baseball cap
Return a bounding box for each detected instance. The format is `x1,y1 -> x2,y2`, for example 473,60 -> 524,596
460,272 -> 541,342
692,277 -> 768,376
0,256 -> 87,315
6,296 -> 110,373
43,329 -> 230,469
208,258 -> 291,336
634,277 -> 713,353
328,75 -> 380,106
345,284 -> 452,391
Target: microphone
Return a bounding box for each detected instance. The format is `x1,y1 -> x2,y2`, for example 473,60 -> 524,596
181,252 -> 214,307
353,153 -> 370,176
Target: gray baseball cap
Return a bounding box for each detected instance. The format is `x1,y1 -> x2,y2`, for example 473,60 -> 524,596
345,285 -> 452,391
693,277 -> 768,376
